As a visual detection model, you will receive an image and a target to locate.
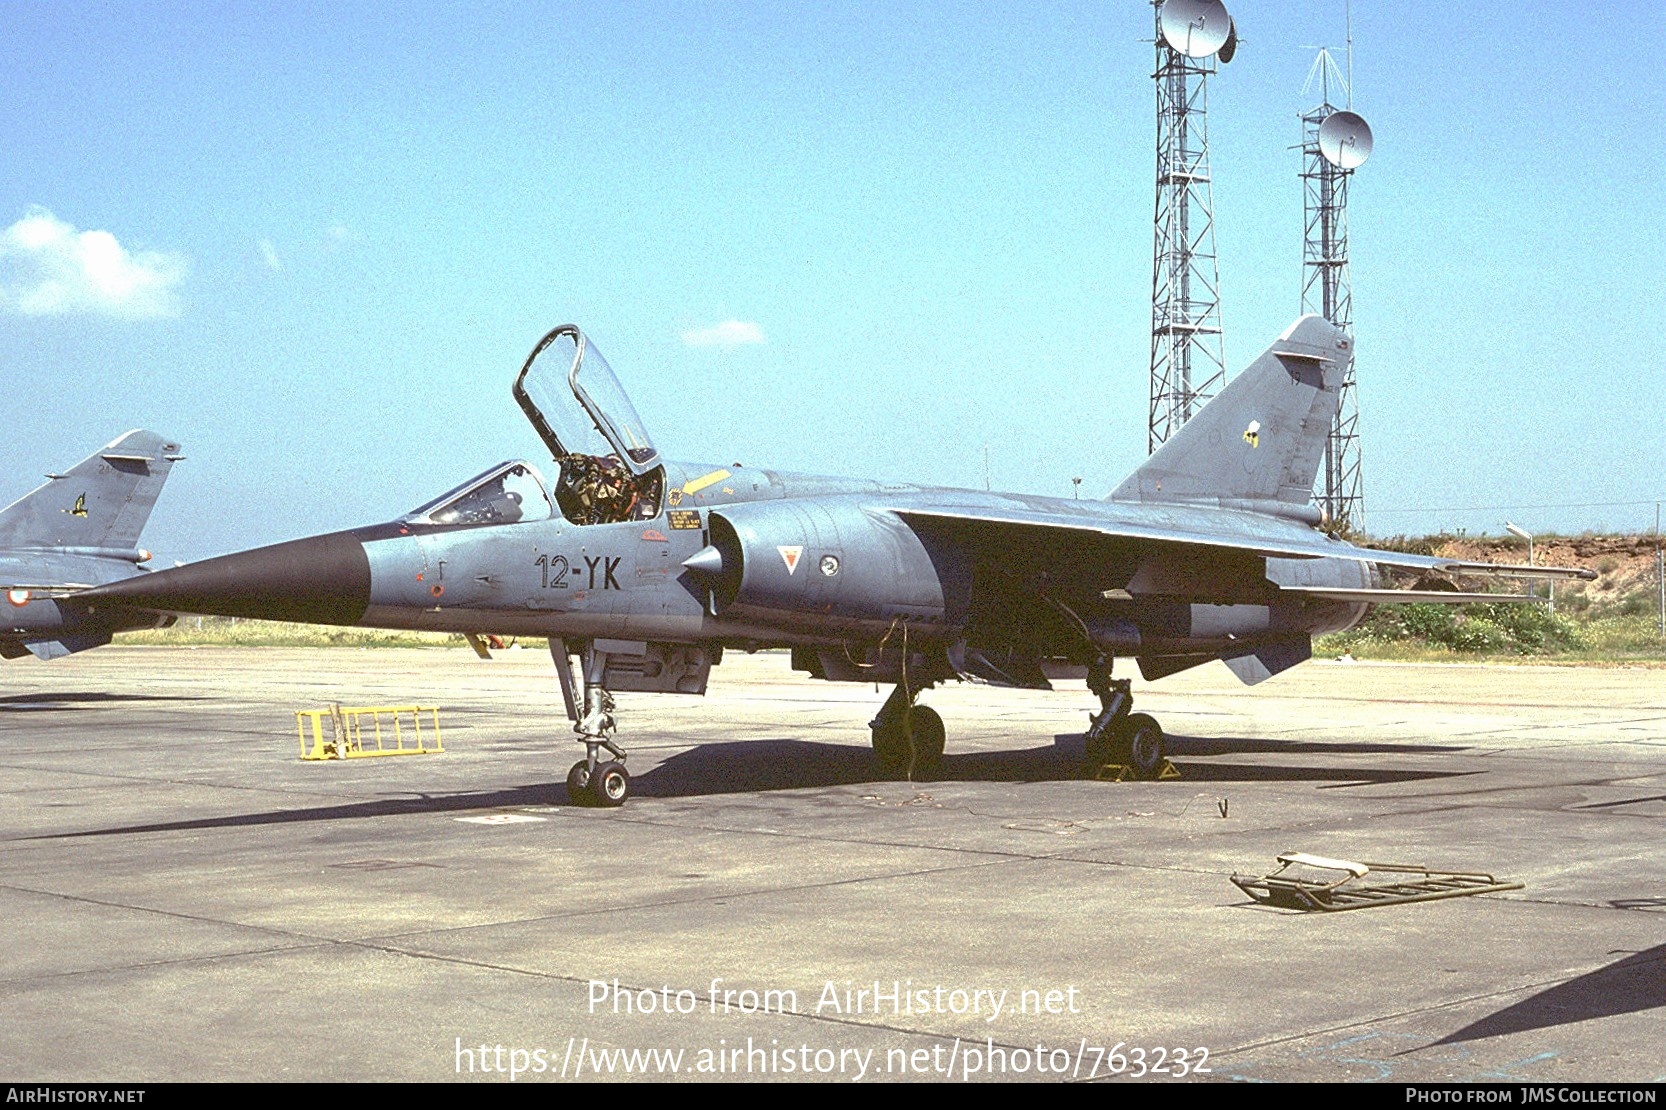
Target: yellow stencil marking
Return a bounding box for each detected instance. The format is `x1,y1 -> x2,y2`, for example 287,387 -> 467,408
681,469 -> 731,496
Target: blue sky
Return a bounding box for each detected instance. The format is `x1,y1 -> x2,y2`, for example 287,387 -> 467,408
3,2 -> 1664,561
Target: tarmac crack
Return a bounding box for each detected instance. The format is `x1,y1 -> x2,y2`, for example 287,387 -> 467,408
1345,770 -> 1666,804
358,855 -> 1024,942
0,940 -> 340,989
543,806 -> 1247,877
0,880 -> 344,987
0,758 -> 385,802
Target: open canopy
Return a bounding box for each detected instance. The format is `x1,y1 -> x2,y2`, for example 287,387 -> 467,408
513,326 -> 660,477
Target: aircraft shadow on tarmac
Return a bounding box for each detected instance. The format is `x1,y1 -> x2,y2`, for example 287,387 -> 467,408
1161,734 -> 1479,789
0,691 -> 207,711
1425,942 -> 1666,1047
31,734 -> 1477,840
31,784 -> 564,840
1167,735 -> 1469,758
627,735 -> 1476,798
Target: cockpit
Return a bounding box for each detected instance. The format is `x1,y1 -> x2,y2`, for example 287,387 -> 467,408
406,461 -> 555,527
552,453 -> 663,525
405,327 -> 666,529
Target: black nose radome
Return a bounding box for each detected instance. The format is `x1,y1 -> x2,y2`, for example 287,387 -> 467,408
79,532 -> 372,626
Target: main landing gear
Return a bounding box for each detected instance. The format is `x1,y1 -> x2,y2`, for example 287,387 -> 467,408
869,680 -> 945,779
554,639 -> 632,807
1084,657 -> 1166,779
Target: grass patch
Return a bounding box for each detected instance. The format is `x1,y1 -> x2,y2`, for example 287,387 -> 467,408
1315,532 -> 1666,664
1317,611 -> 1666,665
116,617 -> 548,650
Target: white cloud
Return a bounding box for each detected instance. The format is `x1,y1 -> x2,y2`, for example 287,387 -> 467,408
325,222 -> 364,246
0,207 -> 186,320
680,320 -> 765,349
258,238 -> 282,271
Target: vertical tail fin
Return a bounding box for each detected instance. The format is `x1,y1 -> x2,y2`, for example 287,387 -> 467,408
0,430 -> 183,551
1111,315 -> 1349,517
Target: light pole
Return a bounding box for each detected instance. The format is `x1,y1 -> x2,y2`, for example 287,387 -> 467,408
1505,522 -> 1551,614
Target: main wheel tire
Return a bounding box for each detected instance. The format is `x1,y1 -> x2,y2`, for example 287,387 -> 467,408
592,761 -> 631,807
566,760 -> 595,804
906,705 -> 945,777
1122,713 -> 1166,779
872,723 -> 909,775
1083,717 -> 1119,768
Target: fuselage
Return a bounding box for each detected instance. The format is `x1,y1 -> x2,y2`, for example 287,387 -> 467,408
79,456 -> 1376,674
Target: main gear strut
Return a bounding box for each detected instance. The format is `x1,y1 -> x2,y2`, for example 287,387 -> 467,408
1083,655 -> 1166,779
868,678 -> 944,779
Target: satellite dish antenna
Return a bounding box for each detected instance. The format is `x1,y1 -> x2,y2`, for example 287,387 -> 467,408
1158,0 -> 1232,59
1218,18 -> 1238,64
1317,110 -> 1373,170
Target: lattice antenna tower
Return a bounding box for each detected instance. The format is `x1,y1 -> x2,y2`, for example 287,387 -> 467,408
1300,42 -> 1372,529
1149,0 -> 1236,453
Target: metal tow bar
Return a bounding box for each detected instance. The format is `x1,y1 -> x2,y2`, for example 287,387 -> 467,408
1231,851 -> 1523,912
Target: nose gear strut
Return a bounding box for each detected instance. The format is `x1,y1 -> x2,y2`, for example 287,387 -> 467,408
553,638 -> 631,806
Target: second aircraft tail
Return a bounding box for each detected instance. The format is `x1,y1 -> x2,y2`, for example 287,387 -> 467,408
0,430 -> 183,553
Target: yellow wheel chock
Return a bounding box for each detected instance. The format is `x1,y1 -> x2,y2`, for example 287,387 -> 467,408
1092,758 -> 1181,782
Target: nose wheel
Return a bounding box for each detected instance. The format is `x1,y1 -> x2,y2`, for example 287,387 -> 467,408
566,759 -> 592,798
567,757 -> 632,807
589,760 -> 631,806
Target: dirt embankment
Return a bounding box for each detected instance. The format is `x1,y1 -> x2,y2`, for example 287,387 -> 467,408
1400,534 -> 1664,613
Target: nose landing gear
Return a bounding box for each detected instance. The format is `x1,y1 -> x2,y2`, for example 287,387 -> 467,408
555,639 -> 632,807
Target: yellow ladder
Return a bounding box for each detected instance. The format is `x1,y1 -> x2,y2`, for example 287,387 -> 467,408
296,705 -> 443,760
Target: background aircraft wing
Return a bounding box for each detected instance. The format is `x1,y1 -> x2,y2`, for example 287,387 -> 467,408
0,583 -> 97,596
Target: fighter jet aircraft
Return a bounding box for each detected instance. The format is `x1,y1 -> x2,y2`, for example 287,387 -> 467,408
2,431 -> 183,660
79,318 -> 1591,804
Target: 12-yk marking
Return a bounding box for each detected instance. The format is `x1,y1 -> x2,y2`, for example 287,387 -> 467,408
537,554 -> 622,590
